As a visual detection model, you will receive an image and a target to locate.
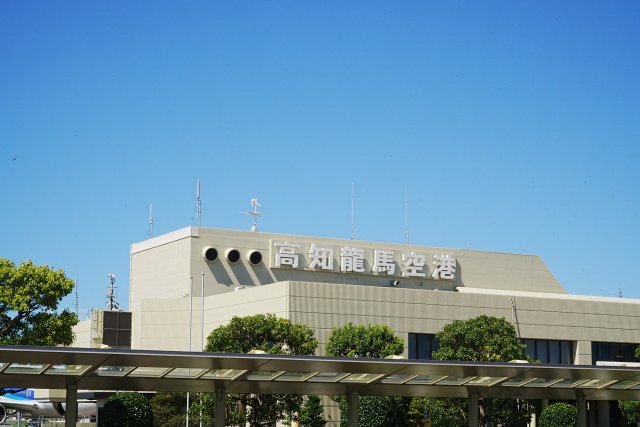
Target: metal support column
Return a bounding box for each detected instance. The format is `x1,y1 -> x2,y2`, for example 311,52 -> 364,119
215,387 -> 225,427
469,393 -> 479,427
576,396 -> 587,427
597,400 -> 610,427
541,399 -> 549,411
65,384 -> 78,427
348,392 -> 359,427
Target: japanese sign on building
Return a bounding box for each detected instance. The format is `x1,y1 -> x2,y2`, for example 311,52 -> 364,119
271,240 -> 457,280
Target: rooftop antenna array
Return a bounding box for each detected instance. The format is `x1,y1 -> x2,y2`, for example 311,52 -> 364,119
196,178 -> 202,227
404,189 -> 409,244
351,183 -> 355,240
245,198 -> 262,232
106,273 -> 120,311
147,203 -> 154,237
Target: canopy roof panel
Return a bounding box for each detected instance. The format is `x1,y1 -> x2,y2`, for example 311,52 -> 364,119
1,346 -> 640,401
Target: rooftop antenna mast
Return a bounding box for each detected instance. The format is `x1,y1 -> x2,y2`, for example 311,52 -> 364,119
245,198 -> 262,232
404,189 -> 409,244
106,273 -> 120,311
147,203 -> 154,237
196,178 -> 202,227
351,183 -> 355,240
74,279 -> 79,317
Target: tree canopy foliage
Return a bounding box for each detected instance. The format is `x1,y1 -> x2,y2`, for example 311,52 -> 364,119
618,400 -> 640,425
206,313 -> 317,355
325,322 -> 404,359
326,323 -> 409,427
205,314 -> 317,427
298,395 -> 326,427
538,402 -> 576,427
0,259 -> 77,346
424,315 -> 535,427
101,392 -> 154,427
149,392 -> 187,427
433,315 -> 527,362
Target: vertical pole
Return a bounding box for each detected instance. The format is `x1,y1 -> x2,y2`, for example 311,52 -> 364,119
468,393 -> 479,427
576,396 -> 587,427
541,399 -> 549,411
65,384 -> 78,427
215,387 -> 225,427
200,272 -> 205,427
351,183 -> 355,240
201,273 -> 205,351
597,400 -> 610,427
348,392 -> 359,427
187,276 -> 193,427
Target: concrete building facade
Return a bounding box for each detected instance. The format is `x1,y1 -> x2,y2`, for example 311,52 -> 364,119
129,227 -> 640,363
125,226 -> 640,426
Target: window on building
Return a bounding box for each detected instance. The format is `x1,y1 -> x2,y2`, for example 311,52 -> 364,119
591,342 -> 638,364
103,311 -> 132,349
408,333 -> 439,360
522,339 -> 573,364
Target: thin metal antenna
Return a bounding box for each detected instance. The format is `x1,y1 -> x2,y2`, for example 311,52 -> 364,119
106,273 -> 119,311
147,203 -> 154,237
404,189 -> 409,244
511,297 -> 521,338
243,198 -> 262,232
74,279 -> 79,317
351,183 -> 355,240
196,178 -> 202,227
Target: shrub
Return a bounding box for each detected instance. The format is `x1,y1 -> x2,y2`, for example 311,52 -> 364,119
618,400 -> 640,425
538,402 -> 576,427
101,392 -> 154,427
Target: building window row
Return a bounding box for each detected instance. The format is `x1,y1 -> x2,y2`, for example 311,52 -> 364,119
591,341 -> 638,364
408,333 -> 439,360
522,339 -> 573,365
408,333 -> 573,365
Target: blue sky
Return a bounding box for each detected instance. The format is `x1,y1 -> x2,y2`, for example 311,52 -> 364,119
1,1 -> 639,315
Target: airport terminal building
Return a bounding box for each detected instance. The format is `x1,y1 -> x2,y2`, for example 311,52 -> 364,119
67,226 -> 640,425
128,226 -> 640,367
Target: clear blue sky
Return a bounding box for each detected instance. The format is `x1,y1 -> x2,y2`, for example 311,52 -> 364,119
1,1 -> 639,315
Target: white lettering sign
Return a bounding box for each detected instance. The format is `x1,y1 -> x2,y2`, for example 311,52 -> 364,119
269,240 -> 456,280
308,244 -> 334,270
274,241 -> 300,268
372,250 -> 396,274
431,254 -> 456,280
340,247 -> 366,273
402,252 -> 427,277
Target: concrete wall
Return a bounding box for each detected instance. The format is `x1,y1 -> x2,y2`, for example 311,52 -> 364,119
287,282 -> 640,357
138,282 -> 290,351
136,281 -> 640,360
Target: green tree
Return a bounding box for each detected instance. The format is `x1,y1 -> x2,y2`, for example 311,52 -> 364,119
538,402 -> 576,427
101,392 -> 154,427
150,392 -> 187,427
298,395 -> 325,427
433,315 -> 527,362
423,315 -> 535,427
0,259 -> 78,345
326,323 -> 410,427
618,400 -> 640,426
325,323 -> 404,358
205,314 -> 318,427
635,344 -> 640,360
409,397 -> 466,426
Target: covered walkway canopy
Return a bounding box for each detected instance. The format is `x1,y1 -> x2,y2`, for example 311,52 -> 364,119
2,345 -> 640,426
